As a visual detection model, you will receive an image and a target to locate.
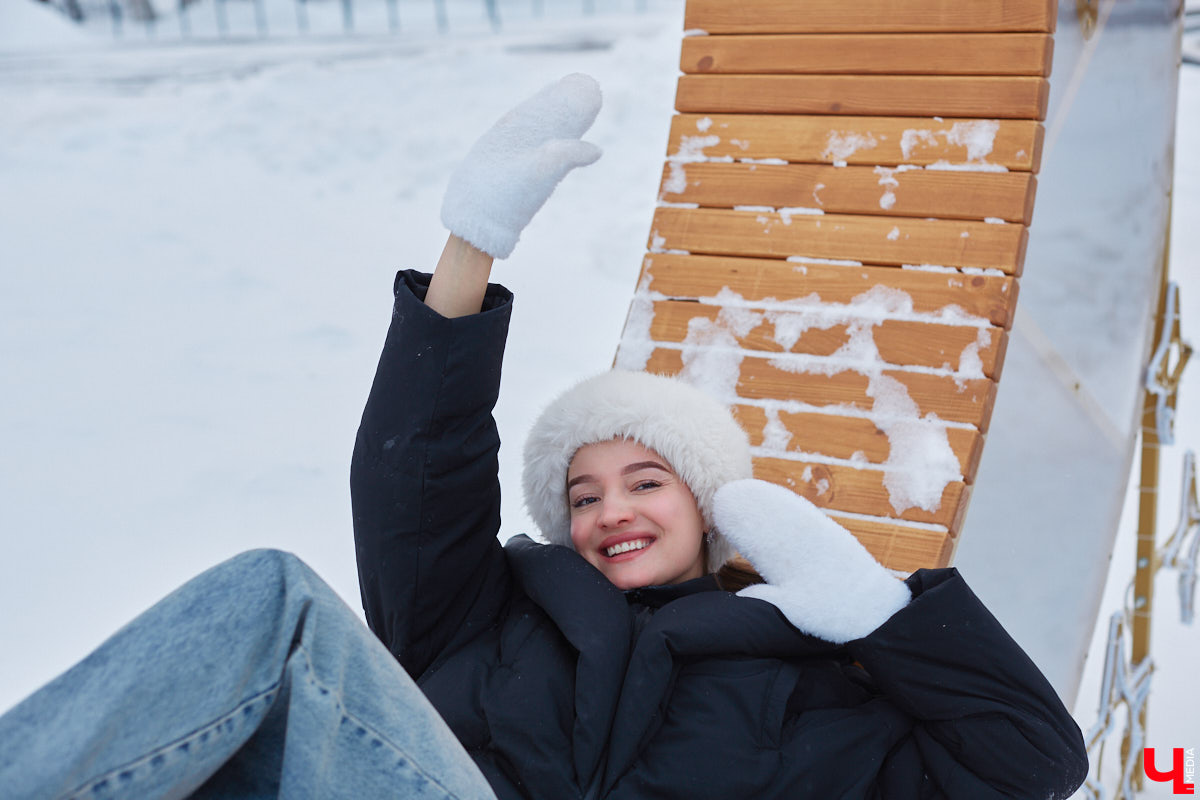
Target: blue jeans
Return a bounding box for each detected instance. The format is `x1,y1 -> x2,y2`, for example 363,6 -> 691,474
0,550 -> 498,800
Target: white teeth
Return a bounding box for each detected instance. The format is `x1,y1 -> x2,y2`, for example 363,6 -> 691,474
605,539 -> 651,558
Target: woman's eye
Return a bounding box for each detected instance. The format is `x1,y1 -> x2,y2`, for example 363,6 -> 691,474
634,480 -> 662,491
571,495 -> 597,509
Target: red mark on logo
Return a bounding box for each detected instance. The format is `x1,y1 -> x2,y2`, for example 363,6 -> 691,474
1144,748 -> 1196,795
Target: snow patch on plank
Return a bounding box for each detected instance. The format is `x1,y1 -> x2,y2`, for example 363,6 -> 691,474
872,165 -> 920,210
663,134 -> 720,196
823,131 -> 878,163
926,160 -> 1009,173
901,120 -> 1007,171
779,207 -> 823,224
788,255 -> 862,266
761,407 -> 793,452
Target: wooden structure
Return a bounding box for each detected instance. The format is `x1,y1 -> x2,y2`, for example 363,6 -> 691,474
613,0 -> 1056,574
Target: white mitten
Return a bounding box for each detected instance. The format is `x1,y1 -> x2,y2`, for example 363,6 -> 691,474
713,478 -> 911,643
440,73 -> 603,259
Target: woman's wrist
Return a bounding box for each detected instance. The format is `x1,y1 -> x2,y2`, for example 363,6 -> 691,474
425,235 -> 495,318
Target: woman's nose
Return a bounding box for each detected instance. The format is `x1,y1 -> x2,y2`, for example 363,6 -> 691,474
597,496 -> 634,528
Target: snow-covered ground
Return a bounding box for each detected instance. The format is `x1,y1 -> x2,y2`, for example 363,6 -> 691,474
1,2 -> 1197,795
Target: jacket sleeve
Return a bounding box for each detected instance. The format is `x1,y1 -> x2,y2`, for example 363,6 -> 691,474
351,269 -> 514,679
846,568 -> 1089,800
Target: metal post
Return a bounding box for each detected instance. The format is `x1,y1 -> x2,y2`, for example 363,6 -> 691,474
1120,195 -> 1174,796
341,0 -> 353,33
254,0 -> 267,36
386,0 -> 400,32
178,0 -> 190,38
485,0 -> 500,31
434,0 -> 448,33
108,0 -> 122,38
295,0 -> 308,34
215,0 -> 228,38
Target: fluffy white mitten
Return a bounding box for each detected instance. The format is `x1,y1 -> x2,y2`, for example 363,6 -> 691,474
440,73 -> 603,259
713,478 -> 912,644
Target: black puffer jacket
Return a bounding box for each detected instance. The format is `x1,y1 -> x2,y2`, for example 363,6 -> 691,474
351,270 -> 1088,800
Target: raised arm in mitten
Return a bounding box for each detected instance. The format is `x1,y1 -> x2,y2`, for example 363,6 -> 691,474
353,74 -> 603,677
426,72 -> 602,317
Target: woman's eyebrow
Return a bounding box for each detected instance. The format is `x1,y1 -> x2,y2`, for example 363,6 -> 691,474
567,461 -> 670,489
621,461 -> 670,476
567,473 -> 595,489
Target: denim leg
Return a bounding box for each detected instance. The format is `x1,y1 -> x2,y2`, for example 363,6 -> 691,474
0,549 -> 497,800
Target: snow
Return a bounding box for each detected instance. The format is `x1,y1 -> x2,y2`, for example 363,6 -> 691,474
778,206 -> 823,222
900,120 -> 1000,168
943,119 -> 1000,162
662,132 -> 719,195
822,131 -> 877,163
1,3 -> 1199,792
925,160 -> 1010,172
760,407 -> 793,452
872,165 -> 921,211
0,0 -> 687,715
0,0 -> 94,51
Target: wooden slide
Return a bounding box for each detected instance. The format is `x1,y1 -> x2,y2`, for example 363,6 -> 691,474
613,0 -> 1056,574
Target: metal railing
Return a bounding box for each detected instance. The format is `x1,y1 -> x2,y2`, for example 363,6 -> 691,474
36,0 -> 654,41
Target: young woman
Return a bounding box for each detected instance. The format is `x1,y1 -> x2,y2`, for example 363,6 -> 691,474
0,74 -> 1088,800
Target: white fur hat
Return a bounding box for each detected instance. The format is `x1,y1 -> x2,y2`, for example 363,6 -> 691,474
522,370 -> 753,572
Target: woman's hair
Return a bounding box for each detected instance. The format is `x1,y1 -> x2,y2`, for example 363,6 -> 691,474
715,557 -> 766,592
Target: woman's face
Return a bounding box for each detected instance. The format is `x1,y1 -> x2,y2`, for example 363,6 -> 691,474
566,439 -> 706,590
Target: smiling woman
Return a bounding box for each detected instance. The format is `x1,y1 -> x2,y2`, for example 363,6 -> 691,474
0,73 -> 1089,800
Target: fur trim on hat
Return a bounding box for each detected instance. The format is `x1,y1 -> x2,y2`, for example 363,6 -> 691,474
522,370 -> 753,573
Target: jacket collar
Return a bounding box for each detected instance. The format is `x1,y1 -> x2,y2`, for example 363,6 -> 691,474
504,536 -> 843,794
623,574 -> 720,608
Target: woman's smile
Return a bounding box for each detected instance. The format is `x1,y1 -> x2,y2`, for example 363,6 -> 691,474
600,534 -> 657,559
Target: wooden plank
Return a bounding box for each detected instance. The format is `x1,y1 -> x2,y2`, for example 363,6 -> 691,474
750,456 -> 968,530
666,114 -> 1044,171
660,162 -> 1036,224
650,207 -> 1028,274
684,0 -> 1056,34
648,300 -> 1006,378
733,405 -> 985,480
675,75 -> 1050,120
681,34 -> 1054,77
640,253 -> 1019,328
644,349 -> 997,430
828,515 -> 955,571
